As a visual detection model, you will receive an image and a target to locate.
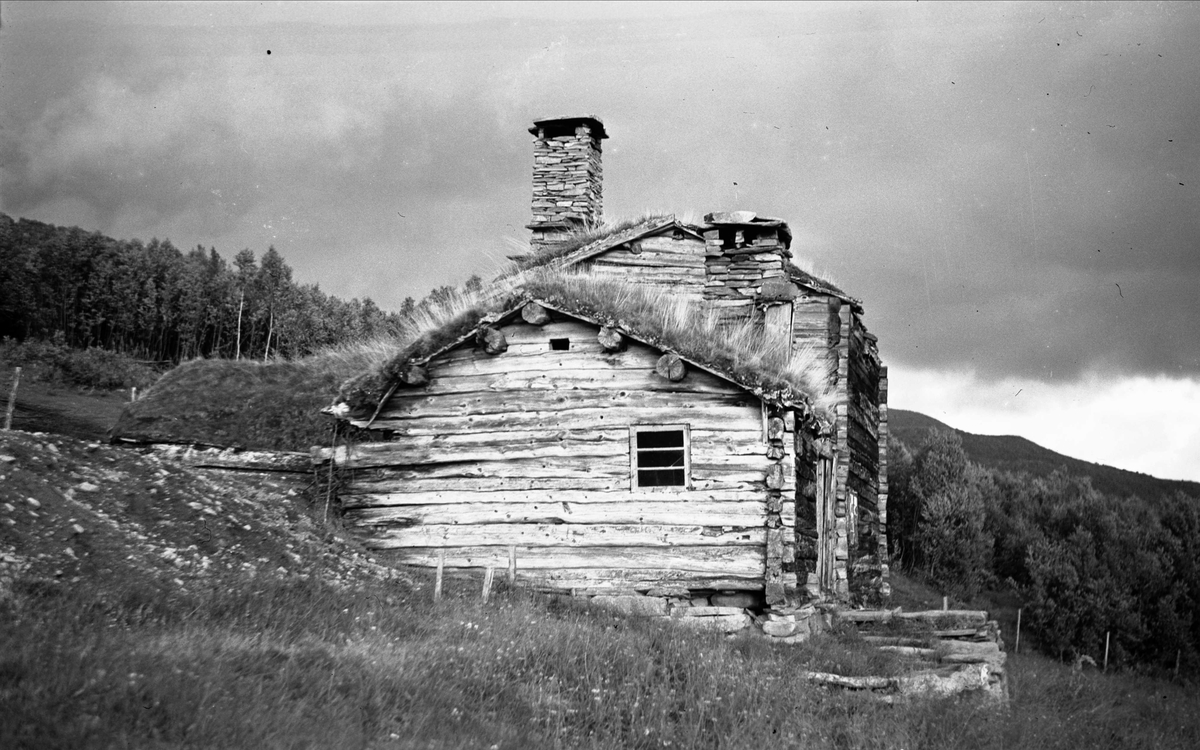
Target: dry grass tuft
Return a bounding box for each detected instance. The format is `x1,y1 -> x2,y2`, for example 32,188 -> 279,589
511,212 -> 674,271
520,267 -> 837,414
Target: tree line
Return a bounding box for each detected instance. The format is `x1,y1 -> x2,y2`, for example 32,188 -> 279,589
0,213 -> 410,362
890,430 -> 1200,673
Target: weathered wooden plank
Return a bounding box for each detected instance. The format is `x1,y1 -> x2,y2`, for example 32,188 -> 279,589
591,254 -> 706,270
147,445 -> 312,473
520,569 -> 763,591
341,488 -> 764,508
340,469 -> 768,495
431,346 -> 661,373
335,440 -> 627,468
336,458 -> 631,481
346,475 -> 626,494
407,370 -> 745,397
373,401 -> 762,431
364,523 -> 766,548
345,500 -> 768,526
376,391 -> 758,422
330,433 -> 769,468
374,545 -> 766,575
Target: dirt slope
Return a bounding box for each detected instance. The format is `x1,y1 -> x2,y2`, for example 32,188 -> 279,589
0,428 -> 405,605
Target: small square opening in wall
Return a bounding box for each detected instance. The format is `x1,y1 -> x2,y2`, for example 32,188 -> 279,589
549,338 -> 570,351
630,425 -> 690,489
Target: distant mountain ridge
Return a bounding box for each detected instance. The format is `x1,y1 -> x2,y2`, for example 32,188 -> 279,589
889,409 -> 1200,502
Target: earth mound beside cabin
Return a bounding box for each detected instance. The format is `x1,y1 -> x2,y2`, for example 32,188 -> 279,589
111,358 -> 344,452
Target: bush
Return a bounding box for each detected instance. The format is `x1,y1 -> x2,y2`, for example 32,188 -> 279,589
0,336 -> 160,390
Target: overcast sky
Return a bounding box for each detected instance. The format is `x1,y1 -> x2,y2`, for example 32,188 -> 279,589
3,1 -> 1198,481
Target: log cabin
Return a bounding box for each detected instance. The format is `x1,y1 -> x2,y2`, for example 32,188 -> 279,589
323,116 -> 888,610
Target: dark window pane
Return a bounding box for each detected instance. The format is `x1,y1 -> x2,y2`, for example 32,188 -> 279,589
550,338 -> 570,351
638,448 -> 684,468
639,469 -> 685,487
637,430 -> 684,449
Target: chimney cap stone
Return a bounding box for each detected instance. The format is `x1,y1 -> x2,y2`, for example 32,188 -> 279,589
529,115 -> 608,140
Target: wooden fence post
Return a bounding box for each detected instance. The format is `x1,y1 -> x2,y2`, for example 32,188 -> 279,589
4,367 -> 20,431
1015,608 -> 1022,654
507,546 -> 516,586
482,566 -> 495,602
433,549 -> 445,603
1104,631 -> 1111,672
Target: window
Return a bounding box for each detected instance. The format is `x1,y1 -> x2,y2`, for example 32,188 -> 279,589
549,337 -> 570,351
630,425 -> 690,489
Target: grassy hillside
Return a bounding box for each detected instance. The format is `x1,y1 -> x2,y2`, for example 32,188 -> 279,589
5,434 -> 1200,749
890,408 -> 1200,502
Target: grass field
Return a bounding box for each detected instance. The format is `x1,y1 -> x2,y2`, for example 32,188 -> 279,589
4,567 -> 1200,750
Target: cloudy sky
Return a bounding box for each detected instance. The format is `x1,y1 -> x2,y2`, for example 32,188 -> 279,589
3,1 -> 1198,481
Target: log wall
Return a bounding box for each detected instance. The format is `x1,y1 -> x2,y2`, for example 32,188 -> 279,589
334,316 -> 786,595
582,233 -> 706,300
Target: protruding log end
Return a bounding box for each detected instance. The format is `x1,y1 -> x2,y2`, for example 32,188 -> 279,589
477,326 -> 508,355
765,463 -> 785,490
767,417 -> 786,441
521,302 -> 551,326
399,364 -> 429,386
655,353 -> 686,382
597,326 -> 625,352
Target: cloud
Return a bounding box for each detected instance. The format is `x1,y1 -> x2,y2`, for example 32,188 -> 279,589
3,2 -> 1198,391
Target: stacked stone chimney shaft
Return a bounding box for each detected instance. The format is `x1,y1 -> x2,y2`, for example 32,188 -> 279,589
528,116 -> 607,252
701,213 -> 793,327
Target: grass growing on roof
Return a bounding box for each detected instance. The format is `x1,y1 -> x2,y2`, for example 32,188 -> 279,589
521,268 -> 836,414
511,212 -> 674,271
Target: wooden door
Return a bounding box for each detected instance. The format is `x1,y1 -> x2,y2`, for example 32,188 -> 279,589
815,453 -> 837,594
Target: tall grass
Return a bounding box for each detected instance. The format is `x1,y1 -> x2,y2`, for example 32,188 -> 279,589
511,213 -> 674,271
520,268 -> 836,414
5,572 -> 1199,749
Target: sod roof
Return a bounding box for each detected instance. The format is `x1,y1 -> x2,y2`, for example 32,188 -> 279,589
332,269 -> 835,430
111,358 -> 347,451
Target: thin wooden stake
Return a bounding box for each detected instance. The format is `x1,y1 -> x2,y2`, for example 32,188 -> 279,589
130,386 -> 137,403
1015,608 -> 1022,654
482,566 -> 495,602
433,550 -> 445,603
1176,649 -> 1181,679
507,545 -> 516,586
1104,631 -> 1111,672
942,596 -> 948,612
4,366 -> 20,431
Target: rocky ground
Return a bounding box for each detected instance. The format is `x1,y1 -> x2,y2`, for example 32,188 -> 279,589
0,427 -> 409,607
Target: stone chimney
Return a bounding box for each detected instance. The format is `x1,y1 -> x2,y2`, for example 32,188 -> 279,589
701,211 -> 794,330
527,116 -> 607,252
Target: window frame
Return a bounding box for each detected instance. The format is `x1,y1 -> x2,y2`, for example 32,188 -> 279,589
629,424 -> 691,491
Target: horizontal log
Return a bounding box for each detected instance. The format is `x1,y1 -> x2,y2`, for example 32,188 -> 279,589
147,445 -> 313,473
333,439 -> 627,468
374,545 -> 766,576
373,404 -> 764,434
328,438 -> 770,471
803,672 -> 893,690
340,488 -> 763,508
346,475 -> 626,493
412,370 -> 741,398
379,389 -> 759,422
342,471 -> 768,495
430,347 -> 663,375
345,501 -> 768,527
591,254 -> 706,270
363,523 -> 765,548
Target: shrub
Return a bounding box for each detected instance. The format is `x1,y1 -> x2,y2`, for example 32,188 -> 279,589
0,336 -> 160,390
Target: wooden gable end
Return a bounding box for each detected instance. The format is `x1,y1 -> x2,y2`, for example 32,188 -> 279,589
577,229 -> 707,297
337,311 -> 798,594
